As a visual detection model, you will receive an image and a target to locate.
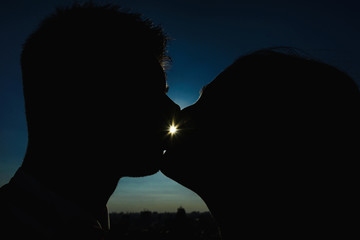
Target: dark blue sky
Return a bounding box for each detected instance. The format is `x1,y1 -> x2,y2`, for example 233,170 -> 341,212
1,0 -> 360,212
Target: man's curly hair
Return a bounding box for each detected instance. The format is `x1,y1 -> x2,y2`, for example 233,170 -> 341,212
21,2 -> 170,78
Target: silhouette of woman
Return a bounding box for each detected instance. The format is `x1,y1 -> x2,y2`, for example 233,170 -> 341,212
162,49 -> 360,239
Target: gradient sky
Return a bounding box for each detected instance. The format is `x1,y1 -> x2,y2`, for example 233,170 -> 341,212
1,0 -> 360,213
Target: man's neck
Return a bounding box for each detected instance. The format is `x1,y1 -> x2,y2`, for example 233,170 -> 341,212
21,151 -> 120,221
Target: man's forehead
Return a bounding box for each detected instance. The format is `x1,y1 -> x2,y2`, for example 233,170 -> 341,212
126,62 -> 167,93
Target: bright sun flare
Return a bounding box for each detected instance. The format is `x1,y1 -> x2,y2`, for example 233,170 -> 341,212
169,125 -> 177,134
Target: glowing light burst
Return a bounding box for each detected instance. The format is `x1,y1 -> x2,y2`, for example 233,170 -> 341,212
169,125 -> 178,135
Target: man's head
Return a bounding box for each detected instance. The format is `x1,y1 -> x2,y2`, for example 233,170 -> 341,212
21,3 -> 179,178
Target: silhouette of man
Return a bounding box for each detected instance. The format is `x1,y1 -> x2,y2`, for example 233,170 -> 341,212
0,3 -> 179,239
162,49 -> 360,239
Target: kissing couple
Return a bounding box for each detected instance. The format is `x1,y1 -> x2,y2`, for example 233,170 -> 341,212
1,3 -> 359,239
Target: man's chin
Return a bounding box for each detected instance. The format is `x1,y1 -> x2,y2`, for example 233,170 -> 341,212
124,155 -> 162,177
125,167 -> 160,178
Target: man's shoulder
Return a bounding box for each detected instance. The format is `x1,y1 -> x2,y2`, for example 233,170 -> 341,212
0,182 -> 12,197
0,182 -> 56,239
0,183 -> 18,213
0,183 -> 29,238
0,170 -> 109,239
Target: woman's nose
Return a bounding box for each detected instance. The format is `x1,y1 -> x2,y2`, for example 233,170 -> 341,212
164,95 -> 181,114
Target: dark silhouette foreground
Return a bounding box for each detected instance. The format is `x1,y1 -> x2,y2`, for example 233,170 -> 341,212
162,49 -> 360,239
0,3 -> 179,239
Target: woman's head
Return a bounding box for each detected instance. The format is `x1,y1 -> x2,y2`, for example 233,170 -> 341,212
162,49 -> 360,196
